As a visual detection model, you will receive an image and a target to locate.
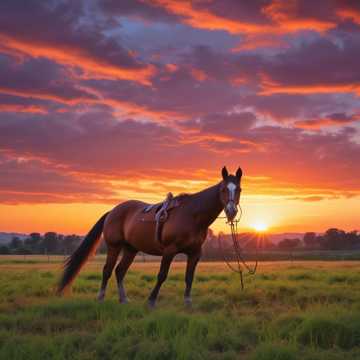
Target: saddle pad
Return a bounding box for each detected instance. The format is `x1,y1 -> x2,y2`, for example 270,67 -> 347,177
143,203 -> 162,213
142,198 -> 180,214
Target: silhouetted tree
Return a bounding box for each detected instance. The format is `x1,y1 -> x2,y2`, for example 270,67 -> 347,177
344,231 -> 360,249
303,232 -> 319,248
278,238 -> 301,250
63,234 -> 82,255
14,246 -> 31,255
0,245 -> 10,254
202,228 -> 218,259
10,236 -> 22,249
43,232 -> 58,254
321,228 -> 346,250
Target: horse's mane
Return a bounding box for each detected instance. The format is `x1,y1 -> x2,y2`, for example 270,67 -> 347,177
174,193 -> 190,200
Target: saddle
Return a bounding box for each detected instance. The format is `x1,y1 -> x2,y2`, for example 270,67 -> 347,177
142,192 -> 180,244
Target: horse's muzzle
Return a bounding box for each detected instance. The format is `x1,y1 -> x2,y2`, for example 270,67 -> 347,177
225,202 -> 238,222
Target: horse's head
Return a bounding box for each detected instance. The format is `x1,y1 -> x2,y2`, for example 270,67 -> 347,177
220,166 -> 242,222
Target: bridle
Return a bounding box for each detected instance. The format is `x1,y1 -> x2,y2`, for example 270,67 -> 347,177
217,188 -> 259,290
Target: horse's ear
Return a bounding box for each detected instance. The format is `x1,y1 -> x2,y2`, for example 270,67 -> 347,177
222,166 -> 228,180
236,167 -> 243,180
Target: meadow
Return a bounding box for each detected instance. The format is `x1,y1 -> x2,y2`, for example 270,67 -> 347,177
0,256 -> 360,360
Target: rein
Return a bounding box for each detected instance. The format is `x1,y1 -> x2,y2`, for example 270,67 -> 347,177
217,205 -> 258,290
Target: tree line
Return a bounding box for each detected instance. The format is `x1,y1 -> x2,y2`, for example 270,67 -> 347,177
201,228 -> 360,260
0,228 -> 359,256
0,232 -> 84,255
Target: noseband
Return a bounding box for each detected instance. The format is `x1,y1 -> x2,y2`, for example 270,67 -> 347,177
218,191 -> 258,290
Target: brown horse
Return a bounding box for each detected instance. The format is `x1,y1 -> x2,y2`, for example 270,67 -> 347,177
57,166 -> 242,307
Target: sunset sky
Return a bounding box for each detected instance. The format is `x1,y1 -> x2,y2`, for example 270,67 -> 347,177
0,0 -> 360,235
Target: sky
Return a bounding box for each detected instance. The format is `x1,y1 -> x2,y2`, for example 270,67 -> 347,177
0,0 -> 359,235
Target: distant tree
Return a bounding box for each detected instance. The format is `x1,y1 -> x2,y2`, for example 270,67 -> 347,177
61,235 -> 82,255
43,232 -> 58,254
10,236 -> 22,249
303,232 -> 319,248
202,228 -> 218,259
29,232 -> 41,243
14,246 -> 32,255
321,228 -> 346,250
0,245 -> 10,254
24,232 -> 42,253
278,238 -> 301,250
344,231 -> 360,249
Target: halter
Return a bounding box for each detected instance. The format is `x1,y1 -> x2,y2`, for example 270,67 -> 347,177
217,204 -> 259,290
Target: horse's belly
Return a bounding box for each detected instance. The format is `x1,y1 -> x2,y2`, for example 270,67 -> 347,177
122,205 -> 199,256
124,213 -> 163,255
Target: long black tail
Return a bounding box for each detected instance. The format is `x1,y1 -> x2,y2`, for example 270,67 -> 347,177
57,212 -> 109,295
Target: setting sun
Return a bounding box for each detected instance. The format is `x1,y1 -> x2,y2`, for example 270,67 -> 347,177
251,221 -> 268,232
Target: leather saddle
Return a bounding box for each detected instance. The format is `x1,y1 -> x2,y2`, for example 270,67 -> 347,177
142,192 -> 180,244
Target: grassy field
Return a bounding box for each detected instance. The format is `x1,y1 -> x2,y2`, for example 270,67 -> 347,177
0,256 -> 360,359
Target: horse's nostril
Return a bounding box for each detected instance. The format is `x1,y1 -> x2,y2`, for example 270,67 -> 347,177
226,208 -> 237,220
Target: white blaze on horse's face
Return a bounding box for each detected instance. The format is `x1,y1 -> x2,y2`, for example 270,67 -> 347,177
227,182 -> 236,201
225,182 -> 238,221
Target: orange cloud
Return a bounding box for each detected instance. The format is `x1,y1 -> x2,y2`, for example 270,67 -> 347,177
295,117 -> 358,130
263,0 -> 335,33
0,87 -> 92,105
146,0 -> 273,34
259,74 -> 360,95
0,104 -> 47,114
148,0 -> 336,35
337,8 -> 360,25
190,67 -> 208,81
0,86 -> 183,123
165,63 -> 178,73
232,34 -> 288,52
261,84 -> 360,95
0,34 -> 155,85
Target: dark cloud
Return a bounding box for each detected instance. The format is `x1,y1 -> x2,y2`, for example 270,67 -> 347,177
0,0 -> 154,84
1,0 -> 360,206
0,154 -> 117,204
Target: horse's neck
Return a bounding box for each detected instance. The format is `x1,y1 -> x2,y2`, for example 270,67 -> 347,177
191,182 -> 223,228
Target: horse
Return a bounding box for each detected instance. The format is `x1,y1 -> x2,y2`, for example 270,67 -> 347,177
57,166 -> 243,307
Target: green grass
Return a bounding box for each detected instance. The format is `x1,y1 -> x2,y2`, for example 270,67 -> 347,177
0,260 -> 360,359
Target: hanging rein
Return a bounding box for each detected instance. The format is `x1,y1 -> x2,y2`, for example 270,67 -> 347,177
217,205 -> 258,290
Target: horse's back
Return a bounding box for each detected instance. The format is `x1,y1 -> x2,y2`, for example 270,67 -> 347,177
103,200 -> 146,247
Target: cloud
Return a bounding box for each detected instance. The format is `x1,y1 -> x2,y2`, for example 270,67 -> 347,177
142,0 -> 344,39
0,1 -> 155,85
337,2 -> 360,25
259,36 -> 360,95
0,154 -> 117,204
295,112 -> 360,129
1,0 -> 360,209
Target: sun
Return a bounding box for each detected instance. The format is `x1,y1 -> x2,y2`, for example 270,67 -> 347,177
251,221 -> 268,232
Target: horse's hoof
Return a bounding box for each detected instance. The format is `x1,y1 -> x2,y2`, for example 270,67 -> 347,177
119,297 -> 129,304
184,297 -> 192,308
147,299 -> 156,309
97,296 -> 105,303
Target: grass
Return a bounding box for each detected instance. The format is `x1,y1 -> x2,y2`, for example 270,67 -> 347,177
0,258 -> 360,359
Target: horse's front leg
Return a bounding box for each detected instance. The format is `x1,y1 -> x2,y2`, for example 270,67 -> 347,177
148,247 -> 176,308
184,249 -> 201,307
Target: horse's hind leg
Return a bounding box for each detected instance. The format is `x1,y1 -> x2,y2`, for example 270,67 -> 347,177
97,246 -> 121,302
115,245 -> 137,303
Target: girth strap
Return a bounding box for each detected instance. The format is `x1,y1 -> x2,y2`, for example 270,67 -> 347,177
155,192 -> 173,244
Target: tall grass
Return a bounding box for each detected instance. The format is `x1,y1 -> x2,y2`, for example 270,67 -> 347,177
0,261 -> 360,359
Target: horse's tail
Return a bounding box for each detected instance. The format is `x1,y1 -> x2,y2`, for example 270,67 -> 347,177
56,212 -> 109,295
